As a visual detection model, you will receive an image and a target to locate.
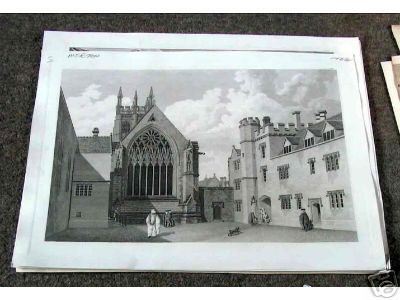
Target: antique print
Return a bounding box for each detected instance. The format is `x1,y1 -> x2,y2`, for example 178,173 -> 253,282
45,69 -> 357,243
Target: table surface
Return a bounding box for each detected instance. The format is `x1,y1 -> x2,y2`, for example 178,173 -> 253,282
1,13 -> 400,287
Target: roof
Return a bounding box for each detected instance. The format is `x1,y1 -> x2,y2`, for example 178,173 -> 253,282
234,147 -> 241,155
326,120 -> 343,130
278,113 -> 344,155
199,174 -> 227,188
73,153 -> 111,181
229,145 -> 241,159
78,136 -> 112,153
301,113 -> 343,139
286,136 -> 300,145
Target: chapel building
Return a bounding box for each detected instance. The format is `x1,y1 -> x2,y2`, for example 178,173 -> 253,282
110,87 -> 201,223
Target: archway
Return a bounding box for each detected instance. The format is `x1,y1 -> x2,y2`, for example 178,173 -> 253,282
259,195 -> 272,221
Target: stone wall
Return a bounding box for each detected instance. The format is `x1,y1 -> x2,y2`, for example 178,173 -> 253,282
69,181 -> 110,228
45,90 -> 79,239
256,136 -> 355,231
199,187 -> 234,222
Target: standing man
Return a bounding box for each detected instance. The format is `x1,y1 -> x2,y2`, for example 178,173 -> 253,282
299,209 -> 311,231
146,209 -> 161,238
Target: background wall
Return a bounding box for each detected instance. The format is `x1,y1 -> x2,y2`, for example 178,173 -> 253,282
0,13 -> 399,286
200,187 -> 234,222
45,91 -> 79,238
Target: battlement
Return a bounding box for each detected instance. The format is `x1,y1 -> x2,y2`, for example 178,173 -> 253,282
239,117 -> 260,127
240,110 -> 319,138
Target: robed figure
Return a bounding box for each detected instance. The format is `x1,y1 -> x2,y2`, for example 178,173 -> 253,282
299,209 -> 312,231
146,209 -> 161,238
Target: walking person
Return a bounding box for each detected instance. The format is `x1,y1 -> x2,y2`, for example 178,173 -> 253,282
299,209 -> 311,231
146,209 -> 161,238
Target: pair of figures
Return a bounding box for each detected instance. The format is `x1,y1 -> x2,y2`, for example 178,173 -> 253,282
145,209 -> 176,238
250,208 -> 271,224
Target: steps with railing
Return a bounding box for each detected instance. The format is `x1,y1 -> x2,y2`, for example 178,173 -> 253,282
115,197 -> 181,224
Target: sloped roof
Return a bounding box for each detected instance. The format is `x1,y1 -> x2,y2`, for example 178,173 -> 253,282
286,136 -> 300,145
326,120 -> 343,130
199,175 -> 222,188
229,145 -> 241,158
78,136 -> 111,153
73,153 -> 111,181
121,104 -> 188,150
307,120 -> 325,137
302,113 -> 343,138
278,113 -> 344,155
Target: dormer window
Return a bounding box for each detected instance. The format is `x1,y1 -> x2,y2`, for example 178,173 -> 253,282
305,137 -> 315,147
283,145 -> 292,154
323,129 -> 335,141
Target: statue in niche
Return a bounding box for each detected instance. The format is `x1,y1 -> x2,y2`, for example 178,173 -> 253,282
186,141 -> 193,172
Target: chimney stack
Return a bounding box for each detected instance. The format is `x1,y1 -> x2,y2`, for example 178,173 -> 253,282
92,127 -> 99,137
292,111 -> 301,129
319,110 -> 327,120
262,116 -> 271,127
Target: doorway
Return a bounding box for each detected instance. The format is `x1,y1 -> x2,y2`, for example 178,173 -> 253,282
308,198 -> 321,224
213,205 -> 222,220
260,196 -> 272,221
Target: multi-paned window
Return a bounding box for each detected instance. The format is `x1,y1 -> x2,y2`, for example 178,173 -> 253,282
323,129 -> 335,141
295,193 -> 303,209
327,190 -> 345,209
283,145 -> 292,154
277,164 -> 289,180
260,166 -> 268,182
234,179 -> 241,190
75,212 -> 82,218
260,144 -> 266,158
280,194 -> 292,210
235,200 -> 242,212
323,152 -> 340,172
307,157 -> 316,175
233,160 -> 241,171
75,183 -> 93,196
304,137 -> 315,147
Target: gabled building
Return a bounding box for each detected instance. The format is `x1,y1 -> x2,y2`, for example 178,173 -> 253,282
110,87 -> 201,223
228,110 -> 356,231
46,89 -> 111,239
68,127 -> 111,228
199,174 -> 229,188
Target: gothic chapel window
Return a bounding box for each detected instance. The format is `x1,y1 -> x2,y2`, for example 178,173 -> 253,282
127,128 -> 174,197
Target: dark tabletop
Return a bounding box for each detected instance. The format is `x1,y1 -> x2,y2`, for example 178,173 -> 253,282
1,13 -> 400,287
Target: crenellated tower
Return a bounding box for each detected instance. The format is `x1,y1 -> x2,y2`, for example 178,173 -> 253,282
238,117 -> 260,223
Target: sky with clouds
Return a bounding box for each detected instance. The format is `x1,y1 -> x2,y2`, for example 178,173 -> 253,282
62,69 -> 341,179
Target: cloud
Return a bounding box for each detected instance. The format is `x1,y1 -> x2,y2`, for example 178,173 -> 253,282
276,73 -> 308,96
164,70 -> 285,178
66,84 -> 117,136
65,70 -> 341,179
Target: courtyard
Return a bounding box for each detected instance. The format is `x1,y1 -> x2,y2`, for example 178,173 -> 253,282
47,221 -> 358,243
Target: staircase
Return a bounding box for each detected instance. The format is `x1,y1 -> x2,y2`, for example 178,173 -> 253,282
117,198 -> 181,224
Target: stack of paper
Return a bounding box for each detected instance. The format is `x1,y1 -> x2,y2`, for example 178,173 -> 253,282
381,26 -> 400,132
